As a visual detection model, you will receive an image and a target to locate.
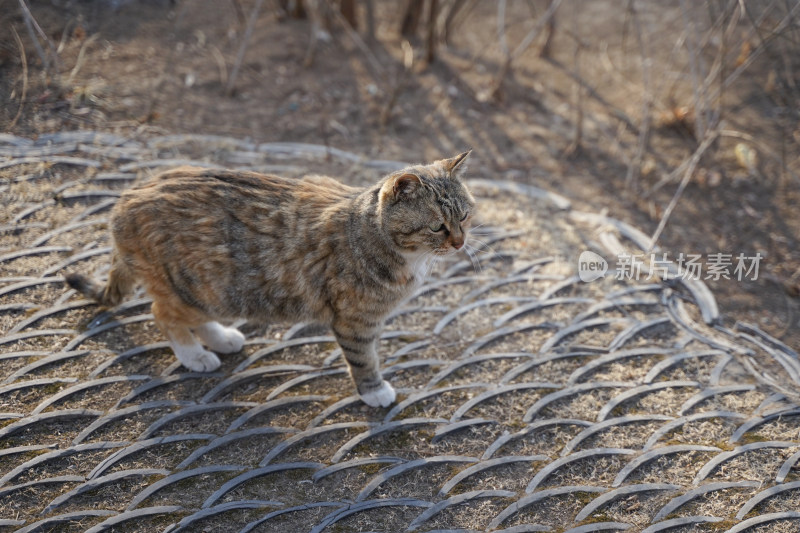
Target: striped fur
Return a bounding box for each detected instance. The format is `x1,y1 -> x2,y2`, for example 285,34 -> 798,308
64,153 -> 475,407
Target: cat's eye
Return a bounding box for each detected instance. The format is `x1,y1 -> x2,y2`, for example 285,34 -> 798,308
429,222 -> 446,232
460,212 -> 469,222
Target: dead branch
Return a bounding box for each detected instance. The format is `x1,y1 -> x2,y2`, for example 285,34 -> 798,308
227,0 -> 265,95
8,27 -> 28,131
710,0 -> 800,102
486,0 -> 562,101
497,0 -> 509,57
691,0 -> 742,136
230,0 -> 247,25
380,40 -> 414,129
210,45 -> 229,87
17,0 -> 60,76
647,128 -> 721,251
442,0 -> 474,45
340,0 -> 357,28
680,0 -> 711,140
563,4 -> 583,157
509,0 -> 562,60
67,34 -> 98,85
401,0 -> 425,36
364,0 -> 376,41
648,0 -> 800,194
326,1 -> 384,76
624,0 -> 653,189
425,0 -> 438,63
538,0 -> 557,58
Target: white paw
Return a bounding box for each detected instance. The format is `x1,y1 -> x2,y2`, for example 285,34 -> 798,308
196,322 -> 245,354
211,327 -> 245,354
359,381 -> 396,408
176,347 -> 221,372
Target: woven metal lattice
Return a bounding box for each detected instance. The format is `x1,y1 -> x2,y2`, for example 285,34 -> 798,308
1,132 -> 799,532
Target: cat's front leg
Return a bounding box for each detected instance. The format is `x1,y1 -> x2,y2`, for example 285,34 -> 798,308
332,318 -> 396,408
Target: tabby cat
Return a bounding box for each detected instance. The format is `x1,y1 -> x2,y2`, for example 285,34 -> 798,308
65,152 -> 475,407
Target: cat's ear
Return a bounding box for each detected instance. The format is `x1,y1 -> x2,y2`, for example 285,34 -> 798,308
444,150 -> 471,179
382,173 -> 422,201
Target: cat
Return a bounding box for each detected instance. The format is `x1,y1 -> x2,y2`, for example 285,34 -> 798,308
64,152 -> 475,407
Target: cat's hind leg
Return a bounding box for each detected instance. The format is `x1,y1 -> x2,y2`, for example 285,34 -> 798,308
194,322 -> 245,354
151,300 -> 221,372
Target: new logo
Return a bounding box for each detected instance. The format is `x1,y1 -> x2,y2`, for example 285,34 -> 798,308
578,250 -> 608,282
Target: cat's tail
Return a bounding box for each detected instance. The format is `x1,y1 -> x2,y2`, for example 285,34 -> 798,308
64,253 -> 135,307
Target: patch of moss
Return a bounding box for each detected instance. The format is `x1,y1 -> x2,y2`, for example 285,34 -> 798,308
711,440 -> 735,452
574,490 -> 601,506
699,518 -> 738,531
358,463 -> 383,476
737,433 -> 769,444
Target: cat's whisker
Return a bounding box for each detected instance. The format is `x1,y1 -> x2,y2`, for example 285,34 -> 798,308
423,251 -> 439,280
411,250 -> 437,281
426,251 -> 441,279
467,236 -> 501,262
464,244 -> 483,274
469,222 -> 488,234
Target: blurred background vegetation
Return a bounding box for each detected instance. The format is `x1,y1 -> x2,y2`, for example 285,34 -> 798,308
1,0 -> 799,349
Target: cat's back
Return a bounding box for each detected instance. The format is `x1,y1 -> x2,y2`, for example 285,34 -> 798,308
116,166 -> 296,210
110,166 -> 364,267
116,167 -> 359,213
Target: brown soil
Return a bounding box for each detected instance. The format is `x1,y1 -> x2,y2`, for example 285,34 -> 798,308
1,0 -> 798,352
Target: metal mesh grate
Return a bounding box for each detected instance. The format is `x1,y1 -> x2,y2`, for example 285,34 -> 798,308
1,133 -> 799,532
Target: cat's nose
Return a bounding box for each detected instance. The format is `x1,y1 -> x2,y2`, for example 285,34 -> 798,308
451,237 -> 465,250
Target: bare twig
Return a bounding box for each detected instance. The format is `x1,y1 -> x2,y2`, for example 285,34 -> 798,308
67,34 -> 98,85
680,0 -> 709,140
227,0 -> 265,96
340,0 -> 357,28
497,0 -> 509,57
425,0 -> 438,63
401,0 -> 425,36
624,0 -> 653,189
688,0 -> 741,138
326,1 -> 384,76
648,0 -> 800,194
230,0 -> 247,25
563,4 -> 583,157
538,0 -> 557,58
509,0 -> 562,60
487,0 -> 562,101
18,0 -> 60,75
380,40 -> 414,129
8,27 -> 28,132
647,128 -> 721,251
56,17 -> 75,55
210,45 -> 229,87
709,0 -> 800,102
364,0 -> 376,41
441,0 -> 471,44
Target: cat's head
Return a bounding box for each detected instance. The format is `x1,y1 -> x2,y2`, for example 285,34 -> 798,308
379,151 -> 476,257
